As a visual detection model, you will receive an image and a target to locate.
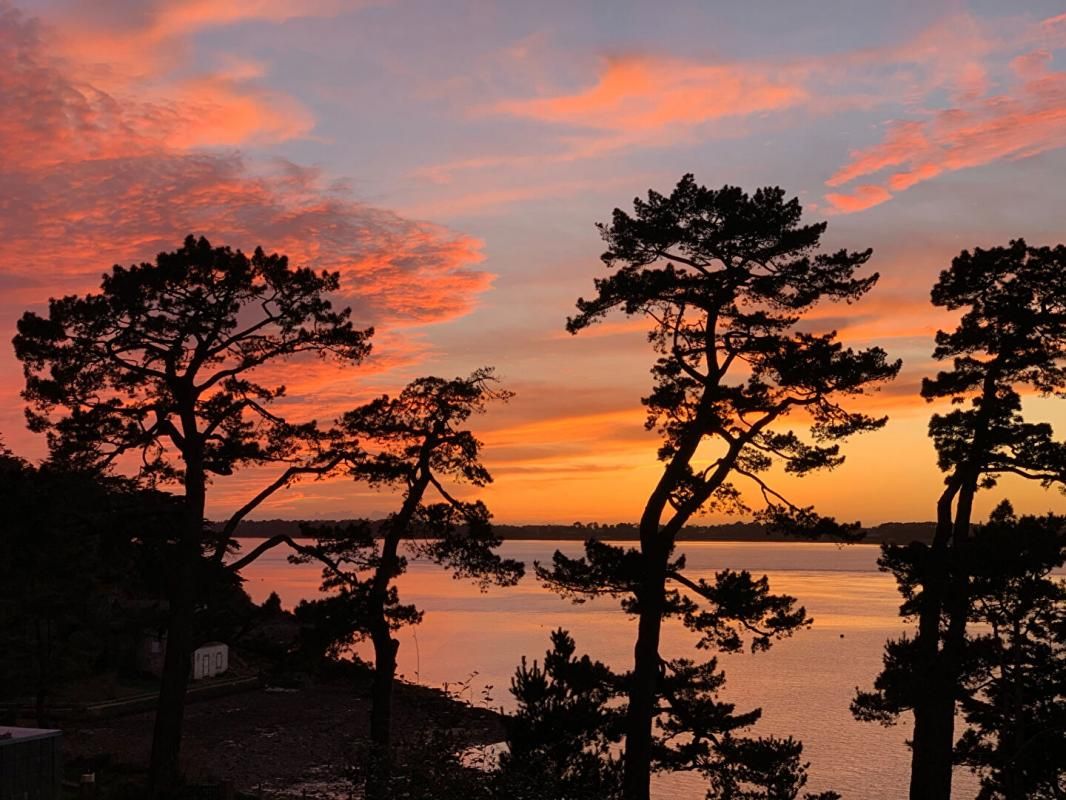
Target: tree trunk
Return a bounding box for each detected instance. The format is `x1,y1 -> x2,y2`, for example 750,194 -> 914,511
619,389 -> 718,800
909,476 -> 975,800
622,528 -> 669,800
908,485 -> 955,800
365,625 -> 399,800
148,566 -> 195,796
363,471 -> 430,800
908,676 -> 956,800
149,463 -> 204,797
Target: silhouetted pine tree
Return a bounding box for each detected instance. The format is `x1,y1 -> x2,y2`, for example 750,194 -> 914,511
957,504 -> 1066,799
270,370 -> 524,799
13,236 -> 371,794
0,448 -> 122,726
540,174 -> 899,800
496,628 -> 624,799
499,622 -> 842,800
852,240 -> 1066,800
856,503 -> 1066,799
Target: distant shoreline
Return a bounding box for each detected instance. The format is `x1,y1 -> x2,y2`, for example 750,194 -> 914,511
224,519 -> 937,546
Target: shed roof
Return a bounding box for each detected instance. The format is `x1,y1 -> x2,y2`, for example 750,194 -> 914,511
0,726 -> 62,745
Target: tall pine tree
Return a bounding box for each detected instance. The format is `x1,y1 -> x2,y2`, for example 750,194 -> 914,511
14,236 -> 371,793
854,240 -> 1066,800
541,176 -> 900,799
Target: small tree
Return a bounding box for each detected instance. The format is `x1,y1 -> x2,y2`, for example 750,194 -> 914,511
853,239 -> 1066,800
496,628 -> 625,799
13,236 -> 371,792
259,370 -> 524,798
542,176 -> 899,800
532,553 -> 842,799
498,618 -> 842,800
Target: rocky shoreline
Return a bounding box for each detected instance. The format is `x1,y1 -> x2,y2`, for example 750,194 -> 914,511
62,677 -> 506,798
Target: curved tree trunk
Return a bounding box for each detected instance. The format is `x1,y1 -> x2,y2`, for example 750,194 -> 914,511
621,392 -> 717,800
622,533 -> 668,800
909,364 -> 997,800
364,469 -> 431,800
364,527 -> 404,800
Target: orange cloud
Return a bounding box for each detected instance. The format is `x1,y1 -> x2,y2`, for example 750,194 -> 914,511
825,184 -> 893,214
163,75 -> 316,148
432,12 -> 1011,186
44,0 -> 348,76
0,5 -> 490,466
0,6 -> 317,170
497,56 -> 806,133
827,122 -> 930,188
826,17 -> 1066,213
0,6 -> 488,323
18,0 -> 340,153
426,11 -> 1066,222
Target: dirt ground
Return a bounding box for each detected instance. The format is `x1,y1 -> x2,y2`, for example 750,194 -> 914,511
62,679 -> 505,796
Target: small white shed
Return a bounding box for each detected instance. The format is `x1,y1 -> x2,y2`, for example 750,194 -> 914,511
191,642 -> 229,680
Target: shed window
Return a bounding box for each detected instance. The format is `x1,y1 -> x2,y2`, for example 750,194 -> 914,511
216,652 -> 223,669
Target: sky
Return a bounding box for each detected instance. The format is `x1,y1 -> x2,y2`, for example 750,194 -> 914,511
2,0 -> 1066,525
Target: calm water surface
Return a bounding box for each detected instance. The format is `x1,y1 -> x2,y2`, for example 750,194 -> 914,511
239,540 -> 983,799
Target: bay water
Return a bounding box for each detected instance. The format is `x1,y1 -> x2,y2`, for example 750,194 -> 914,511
239,540 -> 984,799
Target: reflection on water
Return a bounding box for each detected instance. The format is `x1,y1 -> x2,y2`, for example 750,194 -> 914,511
238,540 -> 981,799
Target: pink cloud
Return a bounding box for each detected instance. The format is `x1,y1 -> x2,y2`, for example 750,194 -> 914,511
827,122 -> 931,188
496,55 -> 806,133
161,75 -> 316,148
14,0 -> 341,153
0,5 -> 316,167
426,10 -> 1066,222
0,5 -> 488,323
824,184 -> 893,214
825,14 -> 1066,213
479,54 -> 810,166
42,0 -> 349,76
0,4 -> 491,465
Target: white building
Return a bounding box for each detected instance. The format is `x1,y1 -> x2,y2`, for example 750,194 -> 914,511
191,642 -> 229,680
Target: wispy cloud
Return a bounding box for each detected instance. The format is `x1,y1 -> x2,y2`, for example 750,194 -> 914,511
495,55 -> 806,144
420,10 -> 1066,219
39,0 -> 352,77
826,13 -> 1066,212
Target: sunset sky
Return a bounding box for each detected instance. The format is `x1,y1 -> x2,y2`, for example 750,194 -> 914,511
3,0 -> 1066,525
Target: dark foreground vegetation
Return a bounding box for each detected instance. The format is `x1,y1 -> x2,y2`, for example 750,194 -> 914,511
3,175 -> 1064,800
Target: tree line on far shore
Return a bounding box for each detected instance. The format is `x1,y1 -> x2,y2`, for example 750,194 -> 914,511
227,517 -> 942,544
3,175 -> 1064,800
